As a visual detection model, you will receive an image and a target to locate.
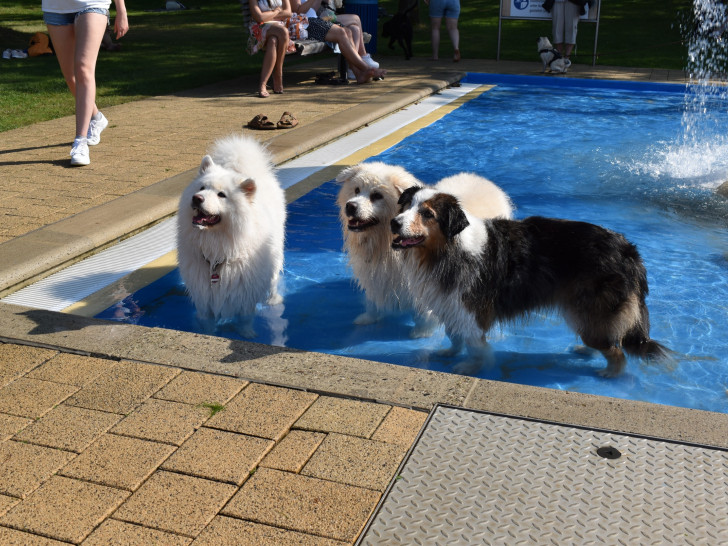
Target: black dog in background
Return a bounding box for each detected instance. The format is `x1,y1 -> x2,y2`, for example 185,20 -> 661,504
382,1 -> 417,60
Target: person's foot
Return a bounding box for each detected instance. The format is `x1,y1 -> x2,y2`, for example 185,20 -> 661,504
355,67 -> 386,84
453,49 -> 460,62
86,111 -> 108,146
70,137 -> 90,166
258,88 -> 270,98
273,76 -> 283,94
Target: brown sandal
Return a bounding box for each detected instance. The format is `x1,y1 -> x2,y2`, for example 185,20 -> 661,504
246,114 -> 276,130
276,111 -> 298,129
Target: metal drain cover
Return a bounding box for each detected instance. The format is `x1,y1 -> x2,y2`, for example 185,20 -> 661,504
358,405 -> 728,544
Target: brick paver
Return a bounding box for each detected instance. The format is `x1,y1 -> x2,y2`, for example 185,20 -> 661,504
83,519 -> 192,546
161,427 -> 273,485
0,475 -> 129,543
65,360 -> 179,414
301,433 -> 407,491
0,441 -> 75,498
191,516 -> 346,545
25,352 -> 117,387
207,383 -> 318,441
110,398 -> 209,446
260,429 -> 327,473
59,433 -> 176,491
113,471 -> 237,538
13,404 -> 121,453
0,378 -> 77,419
222,467 -> 380,543
294,396 -> 392,438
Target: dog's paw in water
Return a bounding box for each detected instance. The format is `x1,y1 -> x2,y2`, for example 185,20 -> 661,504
409,312 -> 439,339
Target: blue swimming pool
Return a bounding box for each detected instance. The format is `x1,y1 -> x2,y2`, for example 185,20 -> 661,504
98,75 -> 728,413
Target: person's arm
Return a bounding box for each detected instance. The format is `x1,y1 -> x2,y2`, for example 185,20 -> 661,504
280,0 -> 292,19
293,0 -> 322,15
250,0 -> 288,23
113,0 -> 129,39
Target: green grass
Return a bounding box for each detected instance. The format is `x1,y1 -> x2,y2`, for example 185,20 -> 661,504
1,0 -> 692,132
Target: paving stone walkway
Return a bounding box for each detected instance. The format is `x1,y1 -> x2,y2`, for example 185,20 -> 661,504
0,343 -> 426,544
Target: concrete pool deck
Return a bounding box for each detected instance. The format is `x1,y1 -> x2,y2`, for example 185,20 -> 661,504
2,57 -> 727,544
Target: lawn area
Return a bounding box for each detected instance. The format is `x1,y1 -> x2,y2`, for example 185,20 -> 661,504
1,0 -> 692,132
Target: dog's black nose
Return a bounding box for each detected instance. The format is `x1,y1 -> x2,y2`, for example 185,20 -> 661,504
345,202 -> 357,217
192,194 -> 204,206
390,217 -> 401,233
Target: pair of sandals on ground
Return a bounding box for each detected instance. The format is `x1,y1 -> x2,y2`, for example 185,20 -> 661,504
247,111 -> 299,130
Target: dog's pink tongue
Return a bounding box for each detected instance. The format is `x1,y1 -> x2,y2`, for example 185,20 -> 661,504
193,215 -> 220,226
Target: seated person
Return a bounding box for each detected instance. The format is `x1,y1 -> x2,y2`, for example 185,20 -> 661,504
249,0 -> 292,97
290,0 -> 386,83
318,1 -> 379,74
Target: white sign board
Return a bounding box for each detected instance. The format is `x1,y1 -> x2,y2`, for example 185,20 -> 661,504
504,0 -> 592,21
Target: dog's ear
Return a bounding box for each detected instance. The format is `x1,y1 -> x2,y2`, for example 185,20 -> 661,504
335,165 -> 360,184
391,170 -> 422,194
397,185 -> 421,208
240,178 -> 256,196
199,155 -> 214,174
431,193 -> 469,239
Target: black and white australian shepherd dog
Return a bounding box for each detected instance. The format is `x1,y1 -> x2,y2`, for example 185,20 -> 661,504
390,186 -> 670,377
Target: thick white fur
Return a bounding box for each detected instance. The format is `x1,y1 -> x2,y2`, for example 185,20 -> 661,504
335,162 -> 432,335
177,134 -> 286,337
435,173 -> 514,220
538,36 -> 570,73
336,163 -> 512,337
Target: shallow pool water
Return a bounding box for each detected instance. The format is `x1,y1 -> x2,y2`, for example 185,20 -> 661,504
97,75 -> 728,413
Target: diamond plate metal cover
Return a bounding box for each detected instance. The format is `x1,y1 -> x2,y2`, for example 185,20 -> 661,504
359,405 -> 728,545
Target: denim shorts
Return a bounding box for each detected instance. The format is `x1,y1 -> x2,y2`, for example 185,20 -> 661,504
428,0 -> 460,19
43,7 -> 109,26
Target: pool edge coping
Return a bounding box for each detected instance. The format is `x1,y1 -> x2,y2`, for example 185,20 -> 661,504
2,300 -> 727,450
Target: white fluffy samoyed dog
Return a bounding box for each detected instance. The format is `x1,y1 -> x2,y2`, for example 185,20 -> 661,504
177,134 -> 286,337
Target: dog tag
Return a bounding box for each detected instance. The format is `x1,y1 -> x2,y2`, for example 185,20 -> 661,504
211,273 -> 220,284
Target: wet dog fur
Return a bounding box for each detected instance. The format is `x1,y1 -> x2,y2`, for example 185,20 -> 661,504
336,163 -> 513,337
390,187 -> 670,377
177,134 -> 286,337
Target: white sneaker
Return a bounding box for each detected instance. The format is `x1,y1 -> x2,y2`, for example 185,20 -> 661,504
11,49 -> 28,59
2,49 -> 11,59
362,54 -> 379,69
87,112 -> 108,146
70,138 -> 90,166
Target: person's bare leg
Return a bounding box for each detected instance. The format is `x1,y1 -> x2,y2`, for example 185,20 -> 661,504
564,43 -> 574,58
47,23 -> 78,95
430,16 -> 441,59
71,13 -> 107,138
445,17 -> 459,61
337,14 -> 366,56
258,29 -> 283,97
271,25 -> 288,93
325,26 -> 385,83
